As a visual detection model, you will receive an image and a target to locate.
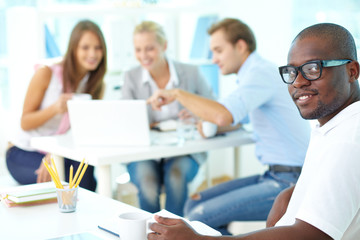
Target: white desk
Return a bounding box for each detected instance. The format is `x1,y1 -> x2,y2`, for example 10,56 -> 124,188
30,129 -> 254,197
0,186 -> 266,239
0,187 -> 146,240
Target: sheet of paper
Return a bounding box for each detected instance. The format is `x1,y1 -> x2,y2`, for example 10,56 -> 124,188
149,209 -> 222,236
156,119 -> 178,131
98,209 -> 221,237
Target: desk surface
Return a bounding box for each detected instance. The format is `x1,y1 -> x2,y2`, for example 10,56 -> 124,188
0,188 -> 145,240
30,129 -> 254,197
31,129 -> 254,166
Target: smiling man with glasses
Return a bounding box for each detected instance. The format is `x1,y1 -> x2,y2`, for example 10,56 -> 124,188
147,23 -> 360,240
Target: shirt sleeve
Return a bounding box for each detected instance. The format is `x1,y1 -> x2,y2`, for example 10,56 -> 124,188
296,141 -> 360,239
219,65 -> 277,125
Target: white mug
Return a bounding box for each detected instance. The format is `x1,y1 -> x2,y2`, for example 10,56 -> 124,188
118,211 -> 151,240
201,121 -> 218,138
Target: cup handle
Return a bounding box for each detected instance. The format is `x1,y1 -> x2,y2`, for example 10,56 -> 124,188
146,218 -> 156,234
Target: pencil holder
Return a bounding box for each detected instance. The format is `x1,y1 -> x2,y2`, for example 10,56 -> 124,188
56,186 -> 78,213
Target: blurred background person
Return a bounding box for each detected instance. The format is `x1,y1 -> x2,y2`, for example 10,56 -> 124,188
6,20 -> 107,191
121,20 -> 215,216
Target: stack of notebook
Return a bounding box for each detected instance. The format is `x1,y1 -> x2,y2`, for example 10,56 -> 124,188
0,182 -> 57,207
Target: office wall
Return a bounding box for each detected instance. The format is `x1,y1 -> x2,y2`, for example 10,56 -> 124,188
215,0 -> 294,65
0,7 -> 42,177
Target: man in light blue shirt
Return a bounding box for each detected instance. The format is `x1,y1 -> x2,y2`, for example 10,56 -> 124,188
219,51 -> 309,167
147,18 -> 310,235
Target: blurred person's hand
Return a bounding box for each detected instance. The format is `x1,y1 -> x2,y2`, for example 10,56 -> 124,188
147,89 -> 177,110
148,215 -> 199,240
35,154 -> 52,183
53,93 -> 73,114
178,109 -> 197,120
196,120 -> 206,138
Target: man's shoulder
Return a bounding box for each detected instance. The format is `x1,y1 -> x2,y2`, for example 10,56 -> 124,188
323,101 -> 360,142
242,56 -> 282,84
242,53 -> 276,73
253,56 -> 277,71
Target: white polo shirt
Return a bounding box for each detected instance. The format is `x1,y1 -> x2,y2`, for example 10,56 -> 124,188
276,101 -> 360,239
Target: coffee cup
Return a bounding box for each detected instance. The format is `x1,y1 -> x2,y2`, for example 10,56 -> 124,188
201,121 -> 218,138
118,211 -> 151,240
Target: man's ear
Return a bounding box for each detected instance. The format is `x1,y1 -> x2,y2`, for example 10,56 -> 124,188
235,39 -> 248,54
348,60 -> 360,83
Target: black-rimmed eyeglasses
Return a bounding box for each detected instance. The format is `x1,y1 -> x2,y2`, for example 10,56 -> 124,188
279,59 -> 352,84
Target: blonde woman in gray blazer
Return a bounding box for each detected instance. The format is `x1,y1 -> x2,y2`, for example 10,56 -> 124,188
121,21 -> 215,216
122,61 -> 214,123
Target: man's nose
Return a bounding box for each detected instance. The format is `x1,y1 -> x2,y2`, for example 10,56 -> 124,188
292,72 -> 311,88
212,56 -> 218,64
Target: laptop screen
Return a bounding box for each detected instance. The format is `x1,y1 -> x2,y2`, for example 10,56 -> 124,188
67,100 -> 151,146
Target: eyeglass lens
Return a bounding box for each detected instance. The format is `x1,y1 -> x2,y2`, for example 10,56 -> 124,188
281,62 -> 321,83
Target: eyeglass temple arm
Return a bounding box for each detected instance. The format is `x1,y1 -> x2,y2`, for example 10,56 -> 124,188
322,59 -> 352,67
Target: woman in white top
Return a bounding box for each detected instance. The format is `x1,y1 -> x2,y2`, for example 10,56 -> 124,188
6,20 -> 107,191
122,21 -> 214,216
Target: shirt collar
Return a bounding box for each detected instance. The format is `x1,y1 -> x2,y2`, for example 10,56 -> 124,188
141,67 -> 152,84
141,58 -> 179,87
237,51 -> 260,82
314,101 -> 360,135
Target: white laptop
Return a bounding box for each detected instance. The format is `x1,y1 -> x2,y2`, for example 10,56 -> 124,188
67,100 -> 151,146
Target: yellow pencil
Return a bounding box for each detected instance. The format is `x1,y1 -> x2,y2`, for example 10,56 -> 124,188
74,162 -> 88,188
43,159 -> 63,189
47,163 -> 63,189
70,158 -> 85,188
69,165 -> 73,186
42,160 -> 57,185
50,156 -> 61,183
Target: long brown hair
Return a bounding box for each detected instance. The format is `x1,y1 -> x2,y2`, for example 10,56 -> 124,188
62,20 -> 107,99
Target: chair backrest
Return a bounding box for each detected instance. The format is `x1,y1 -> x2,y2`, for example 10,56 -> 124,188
199,63 -> 220,98
190,15 -> 218,60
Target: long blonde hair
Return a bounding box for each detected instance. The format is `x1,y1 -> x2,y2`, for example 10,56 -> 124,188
62,20 -> 107,99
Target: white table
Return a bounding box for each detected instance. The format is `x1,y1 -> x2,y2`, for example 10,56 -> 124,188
0,186 -> 266,239
30,129 -> 254,197
0,187 -> 146,240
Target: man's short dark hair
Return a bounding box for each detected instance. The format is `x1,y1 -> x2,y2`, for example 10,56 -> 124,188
208,18 -> 256,53
294,23 -> 357,61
